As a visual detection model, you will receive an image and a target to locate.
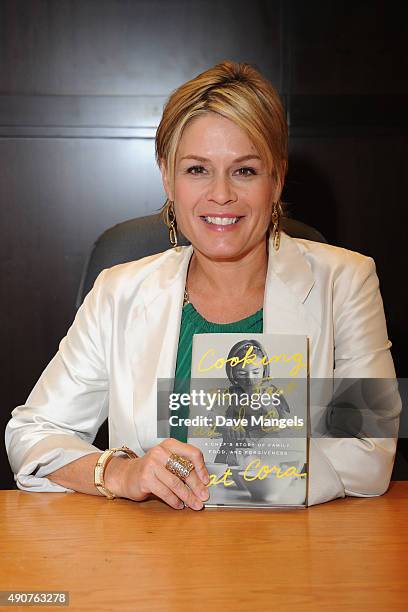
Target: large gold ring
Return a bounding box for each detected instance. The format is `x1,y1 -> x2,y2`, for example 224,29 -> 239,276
165,453 -> 195,482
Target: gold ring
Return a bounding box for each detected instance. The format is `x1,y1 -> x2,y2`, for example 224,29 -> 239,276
165,453 -> 195,481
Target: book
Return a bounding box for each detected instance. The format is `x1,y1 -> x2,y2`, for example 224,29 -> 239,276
187,333 -> 309,508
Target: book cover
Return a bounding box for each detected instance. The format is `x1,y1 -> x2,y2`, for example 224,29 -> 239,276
188,333 -> 309,508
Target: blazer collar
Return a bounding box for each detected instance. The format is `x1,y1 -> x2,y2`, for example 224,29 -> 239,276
262,231 -> 318,338
140,231 -> 315,308
266,231 -> 315,304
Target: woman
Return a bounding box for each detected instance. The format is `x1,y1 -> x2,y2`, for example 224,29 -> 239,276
5,61 -> 398,510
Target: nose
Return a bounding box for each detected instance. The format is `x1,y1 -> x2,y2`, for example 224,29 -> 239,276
207,173 -> 237,206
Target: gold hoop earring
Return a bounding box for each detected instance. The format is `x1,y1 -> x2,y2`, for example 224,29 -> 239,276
164,201 -> 178,248
271,201 -> 282,251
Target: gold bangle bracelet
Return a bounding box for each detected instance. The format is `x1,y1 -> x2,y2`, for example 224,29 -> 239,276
94,445 -> 137,499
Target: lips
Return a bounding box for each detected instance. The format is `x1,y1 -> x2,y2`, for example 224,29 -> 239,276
203,216 -> 239,225
200,214 -> 244,226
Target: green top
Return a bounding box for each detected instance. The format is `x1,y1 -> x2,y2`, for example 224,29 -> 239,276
171,302 -> 263,442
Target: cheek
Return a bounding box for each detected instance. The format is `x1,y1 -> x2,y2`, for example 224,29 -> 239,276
251,184 -> 274,215
173,182 -> 196,223
254,203 -> 273,229
174,177 -> 203,203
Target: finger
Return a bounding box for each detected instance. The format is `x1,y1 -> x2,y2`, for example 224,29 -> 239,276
184,467 -> 209,502
149,478 -> 185,510
163,439 -> 210,485
161,452 -> 209,504
156,465 -> 204,511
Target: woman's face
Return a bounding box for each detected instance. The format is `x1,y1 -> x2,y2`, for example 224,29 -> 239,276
161,112 -> 276,261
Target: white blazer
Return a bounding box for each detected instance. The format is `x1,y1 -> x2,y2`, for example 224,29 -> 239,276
5,232 -> 399,506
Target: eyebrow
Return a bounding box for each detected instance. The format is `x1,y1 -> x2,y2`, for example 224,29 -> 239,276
179,154 -> 262,163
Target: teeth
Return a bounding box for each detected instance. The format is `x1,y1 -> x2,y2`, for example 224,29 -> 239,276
204,216 -> 239,225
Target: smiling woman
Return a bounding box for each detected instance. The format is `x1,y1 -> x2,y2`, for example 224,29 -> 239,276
5,61 -> 399,511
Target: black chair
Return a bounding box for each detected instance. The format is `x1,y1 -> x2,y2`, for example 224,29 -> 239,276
76,213 -> 327,307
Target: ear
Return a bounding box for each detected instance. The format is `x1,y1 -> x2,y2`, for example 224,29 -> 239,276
159,158 -> 174,202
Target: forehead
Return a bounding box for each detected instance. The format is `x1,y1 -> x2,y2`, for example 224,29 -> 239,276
176,112 -> 258,160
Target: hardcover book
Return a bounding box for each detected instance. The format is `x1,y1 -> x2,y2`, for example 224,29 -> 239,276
188,333 -> 309,508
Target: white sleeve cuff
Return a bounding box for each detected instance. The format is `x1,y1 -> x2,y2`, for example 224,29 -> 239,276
12,434 -> 102,493
307,438 -> 345,506
307,436 -> 396,506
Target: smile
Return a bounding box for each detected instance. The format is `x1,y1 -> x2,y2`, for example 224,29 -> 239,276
202,216 -> 241,225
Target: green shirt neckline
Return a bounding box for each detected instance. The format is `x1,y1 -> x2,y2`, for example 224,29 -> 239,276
182,302 -> 263,330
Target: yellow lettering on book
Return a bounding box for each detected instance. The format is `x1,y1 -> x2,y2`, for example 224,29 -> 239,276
208,468 -> 235,487
207,462 -> 307,489
197,346 -> 306,377
243,459 -> 307,481
193,422 -> 221,438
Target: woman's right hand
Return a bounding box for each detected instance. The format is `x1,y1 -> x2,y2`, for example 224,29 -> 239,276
109,438 -> 210,510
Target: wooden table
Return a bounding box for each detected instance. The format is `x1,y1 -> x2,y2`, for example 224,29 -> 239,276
1,482 -> 407,611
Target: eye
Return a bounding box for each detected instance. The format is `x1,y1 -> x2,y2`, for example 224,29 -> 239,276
186,165 -> 206,175
235,167 -> 257,176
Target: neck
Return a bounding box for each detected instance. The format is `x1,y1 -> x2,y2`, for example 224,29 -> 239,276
187,238 -> 269,300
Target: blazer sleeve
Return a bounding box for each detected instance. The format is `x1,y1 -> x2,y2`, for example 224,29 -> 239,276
5,269 -> 110,492
308,255 -> 401,506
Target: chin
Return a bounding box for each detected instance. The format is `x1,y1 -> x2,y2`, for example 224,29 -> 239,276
189,236 -> 252,261
196,246 -> 248,262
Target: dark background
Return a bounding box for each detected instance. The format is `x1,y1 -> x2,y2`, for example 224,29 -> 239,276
1,0 -> 407,489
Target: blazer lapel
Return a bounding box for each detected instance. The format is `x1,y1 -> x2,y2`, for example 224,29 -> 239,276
127,244 -> 193,379
126,246 -> 193,448
264,232 -> 321,347
150,246 -> 194,380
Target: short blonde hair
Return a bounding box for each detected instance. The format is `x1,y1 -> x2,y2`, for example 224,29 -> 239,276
155,60 -> 288,217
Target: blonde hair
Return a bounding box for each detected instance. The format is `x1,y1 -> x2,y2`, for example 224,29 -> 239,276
155,60 -> 288,220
